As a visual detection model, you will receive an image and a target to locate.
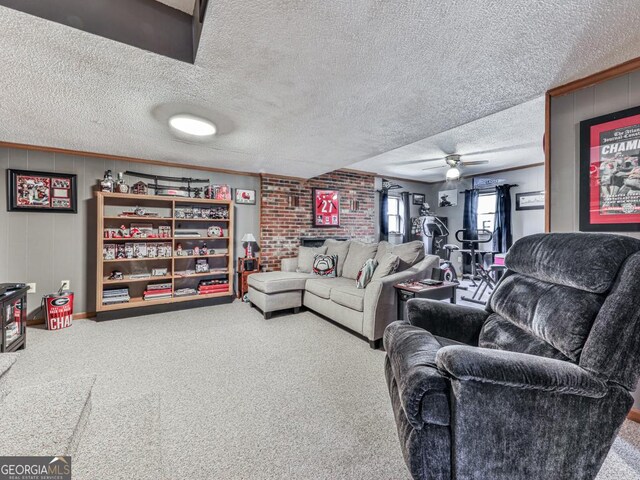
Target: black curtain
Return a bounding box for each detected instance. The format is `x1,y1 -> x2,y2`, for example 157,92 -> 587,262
379,190 -> 389,241
462,189 -> 479,273
493,185 -> 513,253
401,191 -> 411,242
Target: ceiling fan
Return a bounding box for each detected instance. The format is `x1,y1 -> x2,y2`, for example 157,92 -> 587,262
419,154 -> 489,180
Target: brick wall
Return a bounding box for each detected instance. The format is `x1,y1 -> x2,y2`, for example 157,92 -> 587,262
260,170 -> 376,271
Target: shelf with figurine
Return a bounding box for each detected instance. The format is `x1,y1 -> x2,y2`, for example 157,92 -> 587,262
96,186 -> 235,315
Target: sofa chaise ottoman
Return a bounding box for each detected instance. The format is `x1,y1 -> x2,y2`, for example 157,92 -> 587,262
248,239 -> 439,348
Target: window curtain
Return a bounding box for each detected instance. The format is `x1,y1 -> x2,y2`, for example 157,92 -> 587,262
463,189 -> 479,273
493,185 -> 513,253
379,189 -> 389,241
401,191 -> 411,242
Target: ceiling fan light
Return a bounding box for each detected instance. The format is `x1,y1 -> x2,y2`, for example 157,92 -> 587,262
446,166 -> 460,180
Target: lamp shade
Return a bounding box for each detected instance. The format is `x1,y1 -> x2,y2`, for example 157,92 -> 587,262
242,233 -> 256,242
445,167 -> 461,181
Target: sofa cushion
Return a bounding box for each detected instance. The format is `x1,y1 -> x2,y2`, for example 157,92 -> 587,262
324,239 -> 351,276
305,277 -> 353,299
342,241 -> 378,279
356,258 -> 378,289
305,278 -> 334,299
392,240 -> 425,271
247,271 -> 313,294
374,241 -> 393,262
371,253 -> 400,281
297,246 -> 327,273
330,284 -> 366,312
312,254 -> 337,277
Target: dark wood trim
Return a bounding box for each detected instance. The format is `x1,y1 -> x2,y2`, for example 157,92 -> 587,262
0,141 -> 260,178
463,162 -> 545,179
544,92 -> 551,232
628,408 -> 640,423
548,56 -> 640,97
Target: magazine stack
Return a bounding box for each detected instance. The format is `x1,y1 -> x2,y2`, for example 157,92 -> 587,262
102,288 -> 130,305
197,279 -> 229,295
143,283 -> 172,301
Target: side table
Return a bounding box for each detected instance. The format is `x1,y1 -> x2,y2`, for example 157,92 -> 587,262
237,257 -> 260,299
394,282 -> 457,321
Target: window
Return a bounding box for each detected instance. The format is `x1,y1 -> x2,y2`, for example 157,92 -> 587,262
387,196 -> 401,234
477,192 -> 496,233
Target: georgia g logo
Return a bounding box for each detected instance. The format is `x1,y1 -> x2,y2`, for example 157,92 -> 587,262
52,297 -> 69,307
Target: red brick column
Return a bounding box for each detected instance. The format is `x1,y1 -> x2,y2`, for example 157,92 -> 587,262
259,170 -> 376,271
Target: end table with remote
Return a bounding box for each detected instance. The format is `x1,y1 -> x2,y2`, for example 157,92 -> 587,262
394,281 -> 457,321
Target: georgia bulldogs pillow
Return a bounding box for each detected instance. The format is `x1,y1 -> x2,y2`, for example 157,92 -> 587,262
313,254 -> 338,277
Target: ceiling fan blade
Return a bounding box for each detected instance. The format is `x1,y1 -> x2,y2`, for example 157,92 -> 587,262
454,142 -> 538,158
421,164 -> 447,171
395,156 -> 445,166
461,160 -> 490,166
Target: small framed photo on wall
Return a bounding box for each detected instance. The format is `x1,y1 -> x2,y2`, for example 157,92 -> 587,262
7,169 -> 77,213
412,193 -> 425,205
515,191 -> 545,211
235,188 -> 256,205
313,188 -> 340,227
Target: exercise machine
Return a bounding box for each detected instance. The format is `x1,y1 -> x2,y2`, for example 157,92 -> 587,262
454,229 -> 493,283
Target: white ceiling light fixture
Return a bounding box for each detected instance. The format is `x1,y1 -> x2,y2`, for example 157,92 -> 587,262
446,166 -> 461,181
169,114 -> 217,137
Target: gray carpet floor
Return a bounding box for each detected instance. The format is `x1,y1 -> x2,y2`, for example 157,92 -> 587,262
4,300 -> 640,479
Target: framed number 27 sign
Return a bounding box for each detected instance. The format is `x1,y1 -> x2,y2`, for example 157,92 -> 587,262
313,188 -> 340,227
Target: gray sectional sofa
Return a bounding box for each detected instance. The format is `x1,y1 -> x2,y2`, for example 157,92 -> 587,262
248,239 -> 439,348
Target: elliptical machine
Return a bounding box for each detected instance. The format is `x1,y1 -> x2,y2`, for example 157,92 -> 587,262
418,203 -> 460,284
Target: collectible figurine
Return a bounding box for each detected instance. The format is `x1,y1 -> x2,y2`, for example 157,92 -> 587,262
193,187 -> 202,199
201,243 -> 208,255
131,181 -> 148,195
101,170 -> 114,192
116,172 -> 129,194
116,245 -> 126,259
194,246 -> 200,256
207,226 -> 223,237
108,270 -> 124,280
176,243 -> 183,256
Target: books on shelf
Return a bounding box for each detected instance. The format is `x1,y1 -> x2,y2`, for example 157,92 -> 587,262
198,279 -> 229,295
175,230 -> 201,237
143,283 -> 173,301
103,287 -> 130,305
174,288 -> 197,297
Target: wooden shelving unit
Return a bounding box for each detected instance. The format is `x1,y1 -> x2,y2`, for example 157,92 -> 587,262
96,192 -> 234,313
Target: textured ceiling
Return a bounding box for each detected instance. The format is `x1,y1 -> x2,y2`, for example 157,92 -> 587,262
154,0 -> 194,15
351,97 -> 545,182
1,1 -> 640,179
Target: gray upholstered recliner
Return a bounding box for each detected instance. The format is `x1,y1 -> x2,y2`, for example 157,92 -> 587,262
384,233 -> 640,480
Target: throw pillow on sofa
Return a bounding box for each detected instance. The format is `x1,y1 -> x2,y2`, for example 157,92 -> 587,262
356,258 -> 378,289
313,254 -> 338,277
297,246 -> 328,273
371,253 -> 400,281
323,239 -> 351,276
342,241 -> 378,279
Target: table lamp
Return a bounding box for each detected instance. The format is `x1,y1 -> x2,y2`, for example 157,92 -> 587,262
241,233 -> 256,258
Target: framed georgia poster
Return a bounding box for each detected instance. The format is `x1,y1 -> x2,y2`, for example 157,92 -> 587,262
312,188 -> 340,227
580,105 -> 640,231
7,169 -> 77,213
